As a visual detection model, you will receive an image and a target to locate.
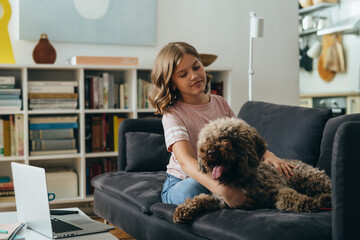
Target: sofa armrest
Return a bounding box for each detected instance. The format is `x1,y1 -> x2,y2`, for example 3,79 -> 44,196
118,118 -> 170,172
332,121 -> 360,240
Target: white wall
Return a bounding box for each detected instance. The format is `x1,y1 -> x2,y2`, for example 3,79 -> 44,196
7,0 -> 299,113
300,0 -> 360,95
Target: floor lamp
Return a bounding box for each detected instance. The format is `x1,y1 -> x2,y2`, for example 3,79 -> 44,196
248,11 -> 264,101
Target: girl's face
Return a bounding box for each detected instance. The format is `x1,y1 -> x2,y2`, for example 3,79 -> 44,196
171,54 -> 207,104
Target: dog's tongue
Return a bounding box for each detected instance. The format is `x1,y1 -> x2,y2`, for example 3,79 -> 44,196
212,166 -> 224,179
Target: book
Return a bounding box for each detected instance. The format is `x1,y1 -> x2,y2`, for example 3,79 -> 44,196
108,74 -> 115,109
0,182 -> 14,191
0,99 -> 22,107
0,94 -> 20,99
28,93 -> 78,99
0,76 -> 15,84
91,116 -> 102,152
29,122 -> 79,130
29,116 -> 78,124
0,119 -> 3,156
102,73 -> 109,109
119,84 -> 125,109
0,196 -> 15,203
0,84 -> 15,89
30,149 -> 77,156
10,116 -> 16,156
28,85 -> 75,93
31,138 -> 76,151
98,76 -> 104,109
113,82 -> 119,108
3,120 -> 10,156
0,89 -> 21,95
14,115 -> 24,156
66,56 -> 138,66
113,117 -> 124,152
0,176 -> 10,183
28,81 -> 78,87
30,128 -> 74,140
29,102 -> 78,109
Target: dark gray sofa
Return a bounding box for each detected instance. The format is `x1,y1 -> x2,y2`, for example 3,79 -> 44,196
92,101 -> 360,240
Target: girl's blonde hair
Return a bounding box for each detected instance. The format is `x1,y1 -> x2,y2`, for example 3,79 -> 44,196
149,42 -> 212,115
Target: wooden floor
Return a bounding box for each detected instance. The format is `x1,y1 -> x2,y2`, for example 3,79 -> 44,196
92,216 -> 135,240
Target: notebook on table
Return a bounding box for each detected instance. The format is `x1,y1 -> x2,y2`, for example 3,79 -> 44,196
11,162 -> 114,239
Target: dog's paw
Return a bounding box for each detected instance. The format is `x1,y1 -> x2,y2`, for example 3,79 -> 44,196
173,205 -> 194,224
318,193 -> 332,208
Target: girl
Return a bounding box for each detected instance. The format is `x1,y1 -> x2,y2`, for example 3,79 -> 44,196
150,42 -> 295,208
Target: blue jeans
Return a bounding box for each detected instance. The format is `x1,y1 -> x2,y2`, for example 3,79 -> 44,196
161,174 -> 210,205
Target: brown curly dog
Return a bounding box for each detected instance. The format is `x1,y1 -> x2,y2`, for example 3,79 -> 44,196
173,118 -> 331,224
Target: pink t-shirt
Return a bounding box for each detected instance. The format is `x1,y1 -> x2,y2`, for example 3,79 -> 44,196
162,94 -> 236,179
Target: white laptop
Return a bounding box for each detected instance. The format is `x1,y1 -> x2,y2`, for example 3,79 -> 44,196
11,162 -> 114,239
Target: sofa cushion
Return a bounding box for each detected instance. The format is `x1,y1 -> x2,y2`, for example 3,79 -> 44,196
238,101 -> 332,166
151,203 -> 331,240
316,114 -> 360,177
125,132 -> 171,172
91,171 -> 166,213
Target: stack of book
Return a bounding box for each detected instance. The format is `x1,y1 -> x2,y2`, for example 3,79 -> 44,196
0,176 -> 14,203
27,81 -> 78,110
0,115 -> 24,157
85,73 -> 128,109
137,78 -> 154,109
85,114 -> 124,153
0,76 -> 22,110
29,116 -> 78,156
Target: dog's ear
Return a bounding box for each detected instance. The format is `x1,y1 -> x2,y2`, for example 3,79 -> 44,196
251,127 -> 268,162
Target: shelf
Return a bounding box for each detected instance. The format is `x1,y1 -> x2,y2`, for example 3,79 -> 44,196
0,156 -> 25,162
317,15 -> 360,35
299,29 -> 318,37
84,109 -> 133,114
85,152 -> 118,158
28,109 -> 81,115
299,3 -> 337,15
0,64 -> 230,209
28,153 -> 81,161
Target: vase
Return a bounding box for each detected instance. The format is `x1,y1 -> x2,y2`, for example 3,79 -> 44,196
33,33 -> 56,64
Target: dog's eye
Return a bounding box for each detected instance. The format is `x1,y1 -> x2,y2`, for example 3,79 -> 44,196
207,150 -> 215,158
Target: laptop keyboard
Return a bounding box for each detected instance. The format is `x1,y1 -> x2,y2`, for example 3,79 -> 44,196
51,218 -> 83,233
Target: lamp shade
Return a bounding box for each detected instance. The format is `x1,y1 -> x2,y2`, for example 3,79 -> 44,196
250,14 -> 264,38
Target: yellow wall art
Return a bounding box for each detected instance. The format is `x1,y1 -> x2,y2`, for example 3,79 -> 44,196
0,0 -> 15,64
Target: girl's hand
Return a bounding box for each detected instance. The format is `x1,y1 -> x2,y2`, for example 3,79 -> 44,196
263,151 -> 297,178
221,185 -> 256,209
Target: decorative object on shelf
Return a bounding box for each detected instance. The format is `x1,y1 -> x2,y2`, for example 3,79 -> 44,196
32,33 -> 57,64
199,54 -> 217,67
299,0 -> 313,8
0,0 -> 16,64
248,11 -> 264,101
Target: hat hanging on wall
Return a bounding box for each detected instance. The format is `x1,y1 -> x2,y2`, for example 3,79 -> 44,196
33,33 -> 57,64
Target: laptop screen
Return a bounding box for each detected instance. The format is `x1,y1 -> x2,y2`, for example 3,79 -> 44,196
11,162 -> 53,238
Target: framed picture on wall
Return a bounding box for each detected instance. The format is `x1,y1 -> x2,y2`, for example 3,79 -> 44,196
19,0 -> 156,46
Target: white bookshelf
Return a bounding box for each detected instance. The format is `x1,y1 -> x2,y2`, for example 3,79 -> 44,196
0,64 -> 231,209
